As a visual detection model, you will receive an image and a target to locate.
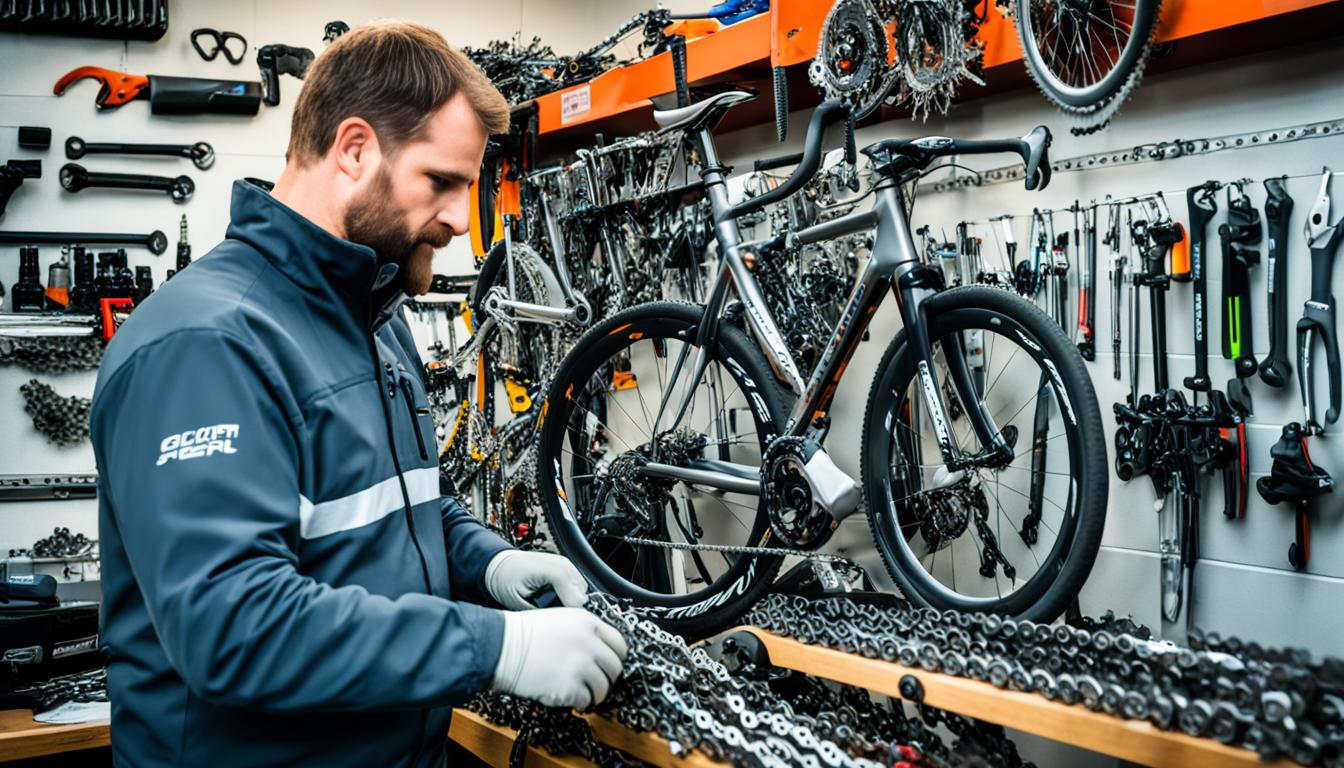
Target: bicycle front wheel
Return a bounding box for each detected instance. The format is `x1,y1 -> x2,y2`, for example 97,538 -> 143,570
861,286 -> 1107,622
535,301 -> 787,637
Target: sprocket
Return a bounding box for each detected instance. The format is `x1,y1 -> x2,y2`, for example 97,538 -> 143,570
809,0 -> 900,119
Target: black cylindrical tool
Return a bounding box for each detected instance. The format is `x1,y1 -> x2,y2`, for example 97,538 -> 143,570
1183,182 -> 1219,392
12,246 -> 46,312
1260,178 -> 1294,387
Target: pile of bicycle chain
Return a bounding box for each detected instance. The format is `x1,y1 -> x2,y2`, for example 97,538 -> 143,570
0,336 -> 104,374
467,593 -> 1030,768
20,379 -> 92,446
747,594 -> 1344,766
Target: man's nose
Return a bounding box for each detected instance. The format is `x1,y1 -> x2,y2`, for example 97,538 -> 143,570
438,187 -> 470,237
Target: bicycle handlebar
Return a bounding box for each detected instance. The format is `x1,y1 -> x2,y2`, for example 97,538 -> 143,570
863,125 -> 1053,191
723,100 -> 848,222
753,151 -> 804,173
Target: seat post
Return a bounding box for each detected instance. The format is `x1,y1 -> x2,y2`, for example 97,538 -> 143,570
694,126 -> 742,256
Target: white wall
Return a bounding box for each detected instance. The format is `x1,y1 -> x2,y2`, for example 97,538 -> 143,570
715,34 -> 1344,659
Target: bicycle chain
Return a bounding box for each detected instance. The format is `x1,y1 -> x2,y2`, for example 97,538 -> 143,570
8,526 -> 97,558
616,535 -> 863,568
920,117 -> 1344,194
747,593 -> 1344,766
0,335 -> 103,374
20,379 -> 91,446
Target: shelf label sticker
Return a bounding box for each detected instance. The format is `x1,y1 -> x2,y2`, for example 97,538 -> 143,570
560,85 -> 591,126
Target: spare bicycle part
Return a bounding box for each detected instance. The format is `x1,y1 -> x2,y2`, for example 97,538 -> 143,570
1008,0 -> 1162,133
17,126 -> 51,150
59,163 -> 194,202
323,20 -> 350,43
0,159 -> 40,219
894,0 -> 985,117
20,378 -> 92,447
190,28 -> 248,64
809,0 -> 898,119
1257,423 -> 1334,569
11,246 -> 46,312
54,65 -> 263,116
0,229 -> 167,255
1260,177 -> 1294,387
0,0 -> 167,41
257,44 -> 316,106
65,136 -> 215,170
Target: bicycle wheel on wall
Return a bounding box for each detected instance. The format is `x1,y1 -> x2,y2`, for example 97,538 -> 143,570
1012,0 -> 1161,131
861,286 -> 1107,623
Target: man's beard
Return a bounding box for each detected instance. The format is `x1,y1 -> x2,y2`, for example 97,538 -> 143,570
342,168 -> 449,296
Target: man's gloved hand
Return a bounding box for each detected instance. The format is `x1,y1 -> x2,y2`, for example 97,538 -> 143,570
491,607 -> 628,708
484,550 -> 589,610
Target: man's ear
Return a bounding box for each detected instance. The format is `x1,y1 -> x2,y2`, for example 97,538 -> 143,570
330,117 -> 382,183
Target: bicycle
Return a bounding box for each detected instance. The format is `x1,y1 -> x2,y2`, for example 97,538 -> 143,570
532,91 -> 1108,637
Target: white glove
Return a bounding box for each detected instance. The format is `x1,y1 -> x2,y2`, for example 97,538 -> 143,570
484,550 -> 589,610
491,607 -> 628,708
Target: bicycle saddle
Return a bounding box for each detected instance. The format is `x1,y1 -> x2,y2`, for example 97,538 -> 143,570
653,90 -> 756,135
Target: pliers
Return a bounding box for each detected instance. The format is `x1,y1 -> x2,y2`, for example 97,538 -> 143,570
1298,168 -> 1344,433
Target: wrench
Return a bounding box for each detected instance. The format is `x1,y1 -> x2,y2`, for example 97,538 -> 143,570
1259,177 -> 1294,387
66,136 -> 215,170
60,162 -> 193,202
0,229 -> 167,255
1298,168 -> 1343,432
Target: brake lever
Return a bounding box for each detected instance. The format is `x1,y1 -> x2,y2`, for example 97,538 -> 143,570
1020,126 -> 1052,191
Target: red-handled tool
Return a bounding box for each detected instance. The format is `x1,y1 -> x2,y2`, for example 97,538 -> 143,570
54,66 -> 261,116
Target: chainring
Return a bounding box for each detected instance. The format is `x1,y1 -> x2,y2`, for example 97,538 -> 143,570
810,0 -> 900,119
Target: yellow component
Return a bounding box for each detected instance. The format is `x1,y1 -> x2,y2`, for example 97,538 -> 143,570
476,354 -> 488,410
537,399 -> 549,429
468,176 -> 488,259
612,370 -> 638,390
441,399 -> 470,456
628,332 -> 644,340
503,375 -> 532,413
565,383 -> 574,401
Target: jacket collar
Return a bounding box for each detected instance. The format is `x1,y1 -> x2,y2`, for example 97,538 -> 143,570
224,179 -> 407,331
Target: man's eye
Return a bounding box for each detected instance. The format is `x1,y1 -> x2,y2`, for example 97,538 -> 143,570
430,174 -> 451,190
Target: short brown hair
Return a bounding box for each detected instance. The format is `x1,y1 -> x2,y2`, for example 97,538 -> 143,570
287,20 -> 509,165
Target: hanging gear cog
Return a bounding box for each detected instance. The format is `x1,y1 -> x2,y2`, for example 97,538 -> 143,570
809,0 -> 899,119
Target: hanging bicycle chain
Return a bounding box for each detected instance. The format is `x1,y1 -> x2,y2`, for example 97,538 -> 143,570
0,335 -> 104,374
920,117 -> 1344,194
748,593 -> 1344,766
20,379 -> 91,446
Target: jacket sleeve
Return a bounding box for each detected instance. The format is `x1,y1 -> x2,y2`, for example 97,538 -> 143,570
91,329 -> 505,713
440,496 -> 512,605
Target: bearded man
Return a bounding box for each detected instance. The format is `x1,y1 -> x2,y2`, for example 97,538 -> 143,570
90,21 -> 625,768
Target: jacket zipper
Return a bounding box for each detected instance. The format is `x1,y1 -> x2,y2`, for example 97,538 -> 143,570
399,377 -> 430,461
368,338 -> 432,763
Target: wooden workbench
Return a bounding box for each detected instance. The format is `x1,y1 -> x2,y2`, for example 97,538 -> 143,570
732,627 -> 1295,768
0,708 -> 109,762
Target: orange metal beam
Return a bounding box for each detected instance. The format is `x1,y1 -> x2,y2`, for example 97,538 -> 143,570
535,0 -> 1344,136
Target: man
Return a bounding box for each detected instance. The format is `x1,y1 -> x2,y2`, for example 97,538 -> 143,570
90,21 -> 626,767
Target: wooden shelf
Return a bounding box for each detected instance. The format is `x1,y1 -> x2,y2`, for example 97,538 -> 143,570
449,708 -> 726,768
530,0 -> 1344,146
732,627 -> 1294,768
0,709 -> 108,763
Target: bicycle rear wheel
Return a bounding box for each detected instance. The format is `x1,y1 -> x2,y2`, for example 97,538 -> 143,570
535,301 -> 787,637
861,286 -> 1106,622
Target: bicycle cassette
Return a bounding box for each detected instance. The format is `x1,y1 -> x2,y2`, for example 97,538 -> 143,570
809,0 -> 899,119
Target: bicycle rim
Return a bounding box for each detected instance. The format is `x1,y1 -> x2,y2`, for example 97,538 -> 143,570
1015,0 -> 1160,113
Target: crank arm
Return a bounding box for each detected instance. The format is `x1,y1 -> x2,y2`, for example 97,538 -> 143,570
0,228 -> 168,254
60,162 -> 194,202
66,136 -> 215,170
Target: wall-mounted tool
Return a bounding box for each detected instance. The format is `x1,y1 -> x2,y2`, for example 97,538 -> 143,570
191,28 -> 249,65
1076,202 -> 1097,361
257,44 -> 316,107
1183,181 -> 1220,393
11,247 -> 46,312
0,0 -> 168,41
0,230 -> 168,255
17,126 -> 51,150
54,66 -> 262,116
0,160 -> 40,219
167,215 -> 191,280
1219,181 -> 1262,380
1257,422 -> 1334,570
66,136 -> 215,170
1298,168 -> 1343,432
1259,177 -> 1294,387
1104,201 -> 1124,380
0,474 -> 98,503
323,21 -> 350,43
45,253 -> 70,310
60,163 -> 193,203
